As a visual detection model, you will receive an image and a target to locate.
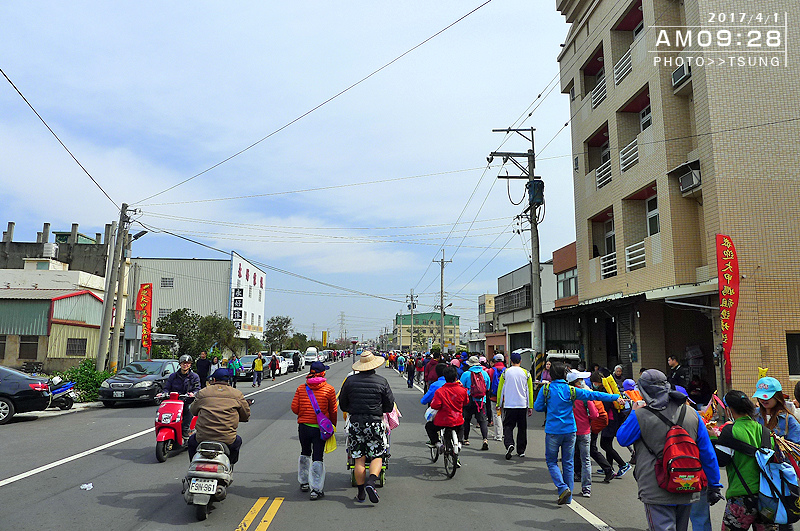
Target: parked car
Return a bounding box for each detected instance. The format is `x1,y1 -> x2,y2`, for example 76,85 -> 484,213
304,347 -> 320,364
274,356 -> 289,376
281,350 -> 303,372
238,354 -> 258,381
322,350 -> 334,362
98,359 -> 179,407
0,365 -> 51,425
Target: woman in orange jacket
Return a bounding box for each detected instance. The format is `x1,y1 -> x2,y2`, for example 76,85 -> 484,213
291,361 -> 337,500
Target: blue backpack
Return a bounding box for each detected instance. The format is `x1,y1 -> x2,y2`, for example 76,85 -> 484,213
490,367 -> 505,397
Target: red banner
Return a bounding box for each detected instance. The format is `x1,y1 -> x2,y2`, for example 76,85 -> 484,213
137,283 -> 153,355
716,235 -> 739,386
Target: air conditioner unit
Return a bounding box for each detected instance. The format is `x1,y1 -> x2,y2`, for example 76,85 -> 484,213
672,63 -> 691,87
679,169 -> 701,192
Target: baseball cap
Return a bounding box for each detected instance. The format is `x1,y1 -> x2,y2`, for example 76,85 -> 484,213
566,369 -> 591,383
753,377 -> 782,400
510,352 -> 521,363
310,361 -> 330,373
675,385 -> 696,404
493,354 -> 504,362
210,368 -> 230,380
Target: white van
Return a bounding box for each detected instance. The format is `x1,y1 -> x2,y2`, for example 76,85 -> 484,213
304,347 -> 320,364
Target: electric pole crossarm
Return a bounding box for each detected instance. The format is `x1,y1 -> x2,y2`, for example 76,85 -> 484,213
489,151 -> 530,158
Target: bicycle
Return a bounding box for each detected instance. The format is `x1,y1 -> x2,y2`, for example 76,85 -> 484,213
429,426 -> 460,478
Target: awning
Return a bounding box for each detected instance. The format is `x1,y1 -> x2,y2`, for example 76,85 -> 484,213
541,293 -> 645,318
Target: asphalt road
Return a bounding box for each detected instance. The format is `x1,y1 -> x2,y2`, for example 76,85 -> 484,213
0,360 -> 725,530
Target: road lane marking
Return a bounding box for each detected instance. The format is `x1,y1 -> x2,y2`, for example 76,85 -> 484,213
0,427 -> 154,487
390,367 -> 424,393
243,372 -> 307,398
254,497 -> 283,531
235,497 -> 269,531
568,500 -> 616,531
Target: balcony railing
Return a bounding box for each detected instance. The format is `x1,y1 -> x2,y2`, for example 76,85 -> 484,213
595,159 -> 612,188
600,252 -> 617,279
620,138 -> 639,172
591,78 -> 607,108
625,240 -> 646,271
614,49 -> 632,85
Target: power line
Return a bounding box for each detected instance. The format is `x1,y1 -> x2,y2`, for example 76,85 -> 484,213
133,0 -> 495,206
0,67 -> 119,211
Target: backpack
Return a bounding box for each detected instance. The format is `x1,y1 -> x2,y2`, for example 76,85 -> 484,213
731,425 -> 800,525
590,400 -> 609,434
640,405 -> 707,494
415,358 -> 424,369
489,366 -> 505,397
469,370 -> 487,403
541,381 -> 576,407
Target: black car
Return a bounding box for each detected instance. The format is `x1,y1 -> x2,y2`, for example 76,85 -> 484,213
98,359 -> 179,407
0,365 -> 51,425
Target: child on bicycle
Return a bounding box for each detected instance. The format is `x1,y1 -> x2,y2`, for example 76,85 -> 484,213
426,365 -> 469,454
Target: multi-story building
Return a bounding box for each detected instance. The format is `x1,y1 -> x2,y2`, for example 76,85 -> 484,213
393,312 -> 460,353
473,294 -> 496,355
555,0 -> 800,390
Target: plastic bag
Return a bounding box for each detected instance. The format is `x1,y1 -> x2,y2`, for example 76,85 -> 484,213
324,427 -> 337,453
425,407 -> 438,422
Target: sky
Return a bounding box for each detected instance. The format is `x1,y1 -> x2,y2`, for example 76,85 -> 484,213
0,1 -> 577,341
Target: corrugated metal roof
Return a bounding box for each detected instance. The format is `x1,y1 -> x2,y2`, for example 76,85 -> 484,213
0,288 -> 78,300
0,300 -> 50,335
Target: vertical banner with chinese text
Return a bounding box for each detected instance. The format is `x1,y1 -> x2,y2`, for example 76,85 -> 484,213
137,283 -> 153,355
716,235 -> 739,386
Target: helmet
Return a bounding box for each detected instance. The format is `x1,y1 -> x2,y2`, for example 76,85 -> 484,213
178,354 -> 193,365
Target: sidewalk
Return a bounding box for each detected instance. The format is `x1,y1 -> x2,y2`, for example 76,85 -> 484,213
18,401 -> 104,419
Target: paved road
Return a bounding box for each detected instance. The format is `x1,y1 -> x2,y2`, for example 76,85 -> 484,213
0,360 -> 725,530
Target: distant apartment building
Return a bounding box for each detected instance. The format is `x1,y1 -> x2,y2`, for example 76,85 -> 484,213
555,0 -> 800,390
393,312 -> 460,353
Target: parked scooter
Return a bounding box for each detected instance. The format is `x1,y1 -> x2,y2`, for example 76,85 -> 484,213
154,392 -> 196,462
49,376 -> 77,410
182,398 -> 254,521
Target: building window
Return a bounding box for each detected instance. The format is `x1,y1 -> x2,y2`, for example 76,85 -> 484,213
640,105 -> 652,131
243,311 -> 247,323
66,338 -> 88,357
495,285 -> 532,314
0,335 -> 5,359
604,218 -> 616,255
258,290 -> 262,302
160,277 -> 174,289
647,196 -> 660,236
788,333 -> 800,375
478,303 -> 486,314
19,335 -> 38,360
557,268 -> 578,299
258,315 -> 261,327
248,286 -> 253,298
570,86 -> 576,101
158,308 -> 172,319
600,141 -> 611,164
237,279 -> 241,288
633,20 -> 645,39
573,156 -> 580,172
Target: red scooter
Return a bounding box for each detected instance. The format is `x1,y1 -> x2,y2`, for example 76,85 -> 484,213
155,392 -> 197,462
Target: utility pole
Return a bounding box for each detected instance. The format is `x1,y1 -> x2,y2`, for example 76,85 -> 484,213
108,229 -> 129,373
339,311 -> 345,343
490,128 -> 544,377
434,250 -> 452,350
311,323 -> 316,342
406,289 -> 417,354
97,203 -> 130,372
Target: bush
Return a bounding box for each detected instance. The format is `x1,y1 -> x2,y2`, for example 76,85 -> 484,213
54,359 -> 113,403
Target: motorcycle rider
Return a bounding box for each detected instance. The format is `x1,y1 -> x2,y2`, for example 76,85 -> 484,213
164,354 -> 201,439
188,368 -> 251,466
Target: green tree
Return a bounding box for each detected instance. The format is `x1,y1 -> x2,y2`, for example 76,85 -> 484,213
246,335 -> 265,354
197,313 -> 239,353
286,332 -> 308,351
412,329 -> 426,352
263,315 -> 293,352
431,343 -> 442,355
156,308 -> 200,358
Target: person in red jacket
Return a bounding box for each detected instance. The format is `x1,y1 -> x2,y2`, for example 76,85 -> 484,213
291,361 -> 337,500
424,351 -> 441,392
427,365 -> 469,459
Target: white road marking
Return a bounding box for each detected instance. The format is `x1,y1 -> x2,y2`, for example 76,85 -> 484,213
0,369 -> 320,488
568,500 -> 617,531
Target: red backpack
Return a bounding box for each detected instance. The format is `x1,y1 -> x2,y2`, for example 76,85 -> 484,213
469,370 -> 487,403
641,406 -> 707,494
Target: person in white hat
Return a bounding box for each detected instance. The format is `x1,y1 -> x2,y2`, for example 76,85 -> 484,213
339,351 -> 395,504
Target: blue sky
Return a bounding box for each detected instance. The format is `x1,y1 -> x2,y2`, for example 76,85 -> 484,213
0,1 -> 576,340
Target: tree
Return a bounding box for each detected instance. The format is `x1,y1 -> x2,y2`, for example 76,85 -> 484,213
412,329 -> 426,352
156,308 -> 201,359
197,313 -> 239,354
431,343 -> 442,355
263,316 -> 293,352
286,332 -> 308,351
246,335 -> 265,354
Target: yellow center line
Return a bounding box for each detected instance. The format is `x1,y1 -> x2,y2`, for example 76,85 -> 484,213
235,497 -> 269,531
254,497 -> 284,531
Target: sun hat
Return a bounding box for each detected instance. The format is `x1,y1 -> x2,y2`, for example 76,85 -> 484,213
352,351 -> 384,372
753,377 -> 782,400
493,353 -> 504,362
566,369 -> 591,383
309,361 -> 330,373
466,355 -> 481,366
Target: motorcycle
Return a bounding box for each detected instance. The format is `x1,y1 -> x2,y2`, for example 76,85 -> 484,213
154,392 -> 196,463
49,376 -> 77,410
183,398 -> 255,521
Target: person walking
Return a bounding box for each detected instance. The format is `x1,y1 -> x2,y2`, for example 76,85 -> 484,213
339,351 -> 395,504
569,369 -> 598,498
460,356 -> 491,451
534,362 -> 622,505
424,351 -> 441,393
406,354 -> 415,389
291,361 -> 337,500
496,351 -> 533,459
252,352 -> 265,387
616,369 -> 722,531
590,371 -> 632,477
196,351 -> 211,388
228,354 -> 241,388
209,356 -> 220,380
487,353 -> 507,441
269,354 -> 279,381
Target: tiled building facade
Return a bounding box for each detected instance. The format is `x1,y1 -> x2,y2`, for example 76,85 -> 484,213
555,0 -> 800,391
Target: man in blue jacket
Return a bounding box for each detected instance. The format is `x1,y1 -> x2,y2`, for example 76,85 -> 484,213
460,356 -> 491,451
534,361 -> 622,505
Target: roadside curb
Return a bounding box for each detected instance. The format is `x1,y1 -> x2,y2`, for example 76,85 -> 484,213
20,401 -> 104,419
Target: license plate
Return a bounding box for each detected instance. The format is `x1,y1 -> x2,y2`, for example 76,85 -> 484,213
68,391 -> 78,399
188,478 -> 217,494
113,391 -> 124,398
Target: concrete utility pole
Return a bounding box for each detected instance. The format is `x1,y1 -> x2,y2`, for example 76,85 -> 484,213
406,289 -> 417,353
97,203 -> 130,372
490,128 -> 544,376
108,229 -> 129,373
434,250 -> 452,349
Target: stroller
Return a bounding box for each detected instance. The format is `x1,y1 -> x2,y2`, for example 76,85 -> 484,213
344,418 -> 391,488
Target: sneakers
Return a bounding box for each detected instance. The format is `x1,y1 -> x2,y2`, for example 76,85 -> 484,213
481,440 -> 489,451
463,440 -> 470,446
456,458 -> 462,468
364,484 -> 380,503
437,443 -> 445,455
518,453 -> 525,458
300,483 -> 310,492
505,444 -> 515,460
426,442 -> 437,449
581,488 -> 591,498
557,489 -> 572,505
603,469 -> 615,483
309,490 -> 324,500
616,463 -> 632,478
